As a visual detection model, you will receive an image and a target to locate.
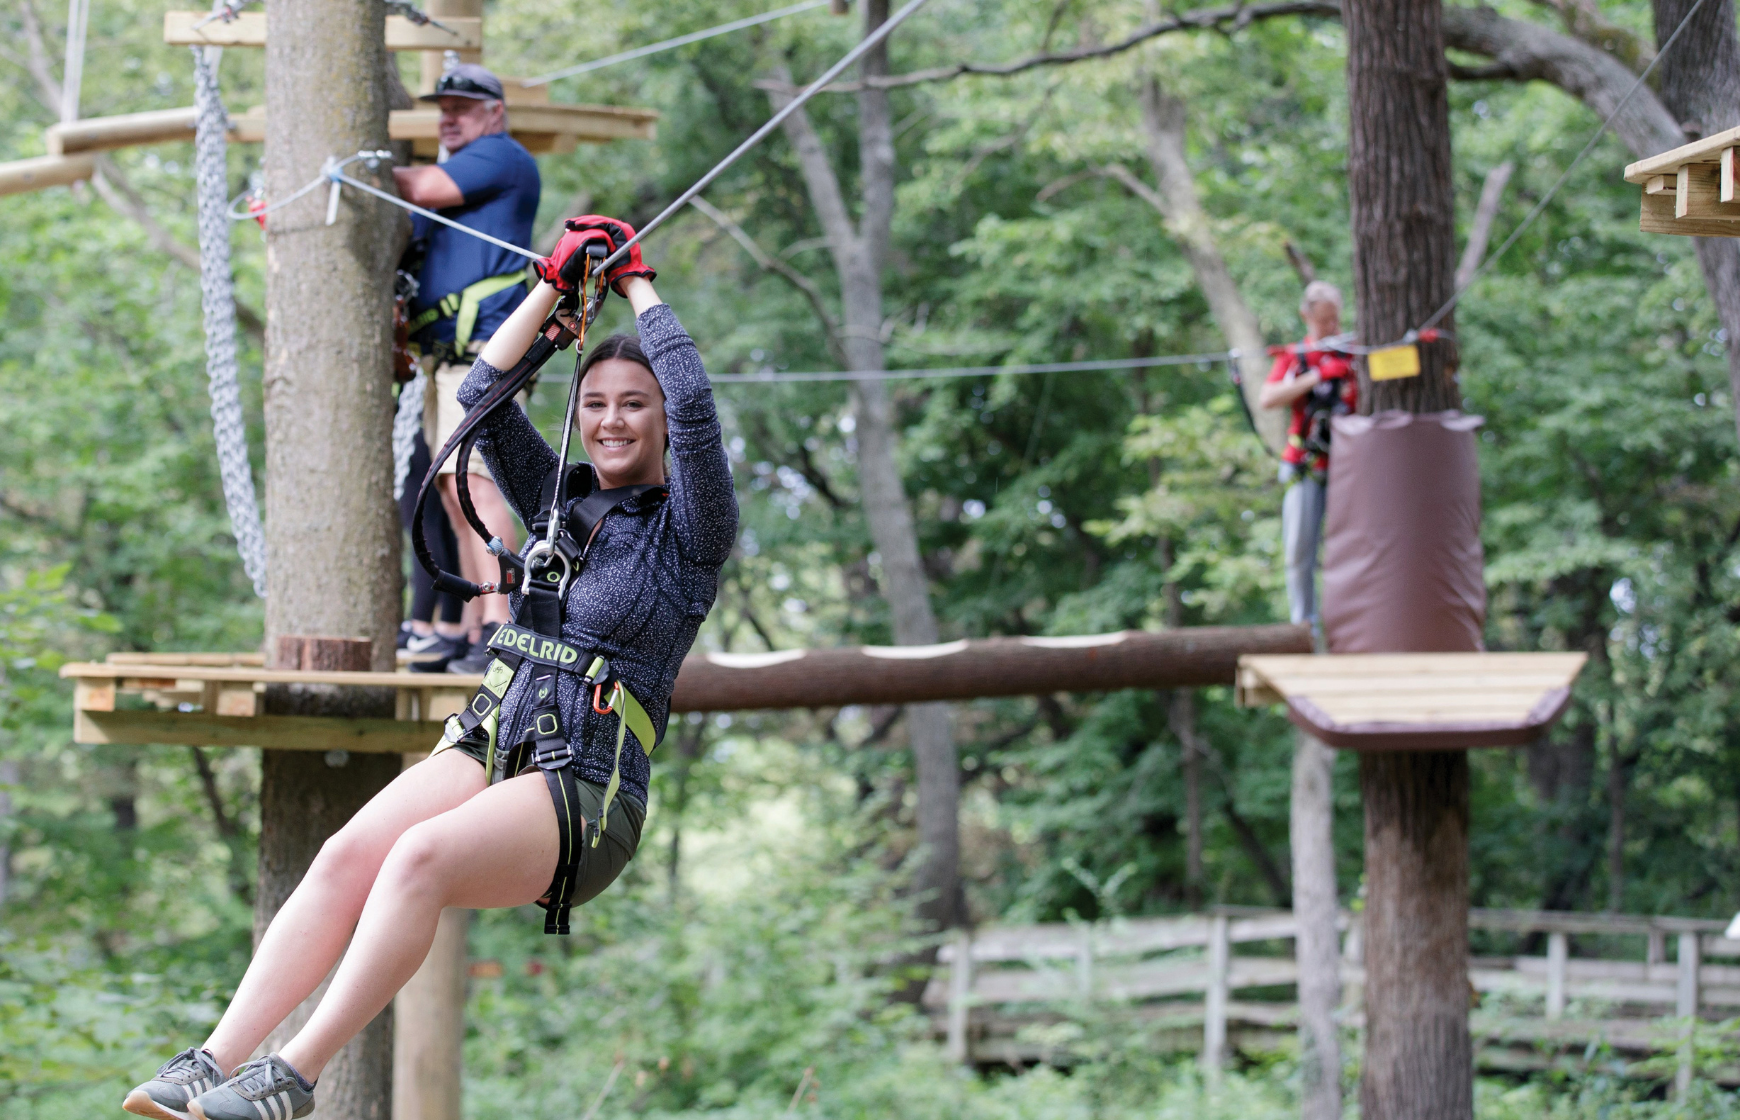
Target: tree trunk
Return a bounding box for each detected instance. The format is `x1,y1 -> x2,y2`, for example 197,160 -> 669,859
1652,0 -> 1740,445
1131,75 -> 1284,453
1291,731 -> 1342,1120
1357,750 -> 1472,1120
260,0 -> 402,1113
263,0 -> 402,663
1344,0 -> 1473,1115
260,639 -> 400,1120
1172,690 -> 1204,905
769,0 -> 961,933
1438,1 -> 1740,445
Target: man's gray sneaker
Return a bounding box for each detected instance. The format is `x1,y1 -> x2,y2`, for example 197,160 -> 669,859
122,1047 -> 227,1120
187,1055 -> 315,1120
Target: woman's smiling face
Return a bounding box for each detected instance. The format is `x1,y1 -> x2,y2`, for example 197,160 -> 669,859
579,358 -> 667,488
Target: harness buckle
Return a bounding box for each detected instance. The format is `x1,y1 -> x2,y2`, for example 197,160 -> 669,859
533,738 -> 573,770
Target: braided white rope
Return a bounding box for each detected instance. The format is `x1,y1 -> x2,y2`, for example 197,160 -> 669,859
192,44 -> 268,597
392,370 -> 426,502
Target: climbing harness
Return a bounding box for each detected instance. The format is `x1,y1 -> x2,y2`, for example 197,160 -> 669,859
191,35 -> 267,597
413,245 -> 666,934
405,269 -> 534,361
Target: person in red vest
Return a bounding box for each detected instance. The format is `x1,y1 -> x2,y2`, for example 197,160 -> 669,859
1258,280 -> 1356,629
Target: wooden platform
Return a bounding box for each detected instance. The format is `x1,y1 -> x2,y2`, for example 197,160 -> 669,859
61,625 -> 1313,750
64,653 -> 479,754
1236,652 -> 1587,750
1624,126 -> 1740,238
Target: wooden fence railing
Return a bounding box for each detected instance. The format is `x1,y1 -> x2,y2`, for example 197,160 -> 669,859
922,906 -> 1740,1084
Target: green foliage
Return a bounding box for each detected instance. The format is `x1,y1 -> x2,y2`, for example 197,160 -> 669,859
5,0 -> 1740,1113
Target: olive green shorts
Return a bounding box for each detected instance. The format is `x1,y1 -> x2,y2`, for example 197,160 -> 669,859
430,734 -> 644,909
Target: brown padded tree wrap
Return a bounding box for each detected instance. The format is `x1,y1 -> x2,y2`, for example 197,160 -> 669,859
1321,410 -> 1486,654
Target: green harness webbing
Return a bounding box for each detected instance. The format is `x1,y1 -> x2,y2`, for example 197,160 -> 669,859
437,471 -> 668,935
407,269 -> 532,353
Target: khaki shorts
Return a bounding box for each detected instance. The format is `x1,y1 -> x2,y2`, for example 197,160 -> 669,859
423,359 -> 494,479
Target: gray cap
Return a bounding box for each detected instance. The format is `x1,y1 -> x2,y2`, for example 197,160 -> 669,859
420,63 -> 504,103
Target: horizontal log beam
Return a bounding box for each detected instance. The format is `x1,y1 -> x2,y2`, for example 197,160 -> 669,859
0,153 -> 94,197
162,11 -> 482,50
668,624 -> 1312,712
40,104 -> 657,157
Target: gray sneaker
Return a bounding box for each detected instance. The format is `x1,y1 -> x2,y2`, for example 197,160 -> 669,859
122,1047 -> 227,1120
187,1055 -> 315,1120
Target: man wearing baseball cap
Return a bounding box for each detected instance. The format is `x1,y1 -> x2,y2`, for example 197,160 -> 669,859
393,63 -> 540,673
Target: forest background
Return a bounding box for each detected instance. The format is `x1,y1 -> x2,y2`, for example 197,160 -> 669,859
2,0 -> 1739,1115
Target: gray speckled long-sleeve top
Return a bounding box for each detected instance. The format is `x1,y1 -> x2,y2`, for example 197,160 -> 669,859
457,304 -> 737,806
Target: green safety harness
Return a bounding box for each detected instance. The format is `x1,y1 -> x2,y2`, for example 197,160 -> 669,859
407,269 -> 534,361
409,247 -> 663,935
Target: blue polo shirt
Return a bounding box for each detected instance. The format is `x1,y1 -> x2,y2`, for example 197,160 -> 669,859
411,131 -> 540,349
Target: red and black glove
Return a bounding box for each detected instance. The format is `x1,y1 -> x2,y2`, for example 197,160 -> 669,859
563,215 -> 656,296
534,226 -> 614,292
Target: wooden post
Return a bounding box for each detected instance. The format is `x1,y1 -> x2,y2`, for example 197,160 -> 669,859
1676,931 -> 1701,1098
945,929 -> 972,1064
1076,925 -> 1094,999
1342,0 -> 1470,1111
417,0 -> 480,94
1291,730 -> 1342,1120
260,0 -> 403,1115
393,909 -> 469,1120
1545,932 -> 1568,1020
259,639 -> 400,1120
1201,913 -> 1230,1082
392,752 -> 467,1120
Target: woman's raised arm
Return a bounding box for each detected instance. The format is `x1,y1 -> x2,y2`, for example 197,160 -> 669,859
478,281 -> 563,372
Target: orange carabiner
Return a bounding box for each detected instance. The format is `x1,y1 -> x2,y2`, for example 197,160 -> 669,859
593,681 -> 615,715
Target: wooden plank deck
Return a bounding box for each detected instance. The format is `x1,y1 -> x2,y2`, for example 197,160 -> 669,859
1237,652 -> 1587,749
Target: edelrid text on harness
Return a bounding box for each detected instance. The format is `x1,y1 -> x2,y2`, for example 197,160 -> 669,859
409,244 -> 665,935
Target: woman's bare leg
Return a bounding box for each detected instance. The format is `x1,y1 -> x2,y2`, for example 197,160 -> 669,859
201,751 -> 487,1070
277,770 -> 559,1080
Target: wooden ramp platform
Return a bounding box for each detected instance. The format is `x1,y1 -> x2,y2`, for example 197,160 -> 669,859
64,653 -> 477,754
1624,126 -> 1740,238
1237,652 -> 1587,749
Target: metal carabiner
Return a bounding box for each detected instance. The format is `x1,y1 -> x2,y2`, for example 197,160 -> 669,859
593,681 -> 616,715
523,540 -> 573,601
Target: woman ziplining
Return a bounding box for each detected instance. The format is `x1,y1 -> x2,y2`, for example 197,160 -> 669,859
115,6 -> 931,1116
121,218 -> 737,1120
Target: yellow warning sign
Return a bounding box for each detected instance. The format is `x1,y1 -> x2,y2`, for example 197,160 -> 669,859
1367,344 -> 1421,381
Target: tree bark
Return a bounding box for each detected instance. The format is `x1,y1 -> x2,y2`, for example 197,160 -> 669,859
1358,750 -> 1472,1120
1291,732 -> 1342,1120
263,0 -> 402,663
1454,161 -> 1513,290
260,0 -> 403,1113
1171,690 -> 1204,905
1438,2 -> 1740,444
768,0 -> 962,933
1652,0 -> 1740,445
1129,76 -> 1284,453
1344,0 -> 1473,1115
671,623 -> 1310,710
260,638 -> 400,1120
